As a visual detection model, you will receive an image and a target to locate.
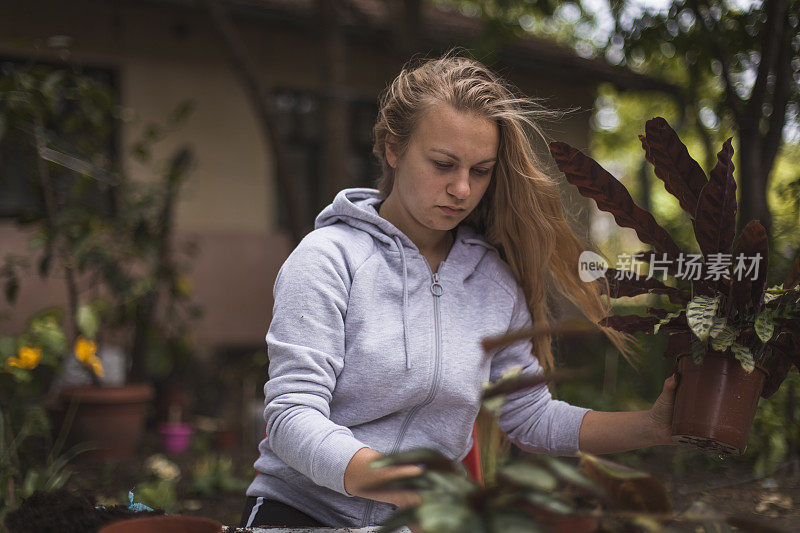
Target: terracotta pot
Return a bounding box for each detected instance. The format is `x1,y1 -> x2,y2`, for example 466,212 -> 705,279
98,515 -> 222,533
671,352 -> 766,455
57,383 -> 154,461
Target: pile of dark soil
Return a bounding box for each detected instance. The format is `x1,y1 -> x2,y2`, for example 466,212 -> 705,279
4,489 -> 164,533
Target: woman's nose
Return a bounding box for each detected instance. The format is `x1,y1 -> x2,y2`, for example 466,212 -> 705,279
447,171 -> 470,199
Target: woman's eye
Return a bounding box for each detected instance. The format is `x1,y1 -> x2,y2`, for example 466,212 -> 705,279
433,160 -> 453,169
472,167 -> 491,176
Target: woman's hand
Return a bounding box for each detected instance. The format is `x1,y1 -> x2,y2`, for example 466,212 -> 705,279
344,447 -> 423,510
579,374 -> 679,453
646,374 -> 678,446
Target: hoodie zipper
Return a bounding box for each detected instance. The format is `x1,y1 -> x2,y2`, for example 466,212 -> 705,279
360,267 -> 444,527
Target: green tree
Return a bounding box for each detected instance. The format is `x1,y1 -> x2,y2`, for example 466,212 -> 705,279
441,0 -> 799,242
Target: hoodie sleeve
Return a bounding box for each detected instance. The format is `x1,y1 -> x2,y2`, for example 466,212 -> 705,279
263,235 -> 368,496
489,284 -> 591,456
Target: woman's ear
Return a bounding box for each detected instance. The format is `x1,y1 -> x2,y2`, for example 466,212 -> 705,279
385,134 -> 398,168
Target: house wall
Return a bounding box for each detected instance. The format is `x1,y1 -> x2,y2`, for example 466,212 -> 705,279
0,0 -> 596,355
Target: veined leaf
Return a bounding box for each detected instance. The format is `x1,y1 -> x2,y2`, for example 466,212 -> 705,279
731,342 -> 755,372
709,316 -> 727,338
755,309 -> 776,343
692,138 -> 737,260
764,292 -> 781,304
654,310 -> 683,334
549,142 -> 683,273
710,325 -> 739,351
691,336 -> 706,364
686,295 -> 720,341
639,117 -> 707,218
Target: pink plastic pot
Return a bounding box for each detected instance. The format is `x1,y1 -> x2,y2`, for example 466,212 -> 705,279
158,422 -> 194,454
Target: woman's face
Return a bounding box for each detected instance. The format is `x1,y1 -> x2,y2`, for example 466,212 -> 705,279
384,103 -> 500,241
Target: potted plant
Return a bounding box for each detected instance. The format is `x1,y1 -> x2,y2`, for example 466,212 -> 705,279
0,309 -> 97,519
548,117 -> 800,455
0,59 -> 200,460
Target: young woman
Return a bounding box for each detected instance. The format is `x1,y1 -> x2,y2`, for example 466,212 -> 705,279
241,54 -> 677,529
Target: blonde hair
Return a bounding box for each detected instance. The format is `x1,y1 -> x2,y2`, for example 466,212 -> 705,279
372,52 -> 634,371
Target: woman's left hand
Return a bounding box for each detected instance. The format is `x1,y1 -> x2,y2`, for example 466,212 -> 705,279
647,374 -> 678,446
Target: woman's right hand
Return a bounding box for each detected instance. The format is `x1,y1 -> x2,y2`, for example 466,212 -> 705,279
344,447 -> 423,510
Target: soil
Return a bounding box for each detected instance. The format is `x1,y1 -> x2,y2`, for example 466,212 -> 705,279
54,435 -> 800,532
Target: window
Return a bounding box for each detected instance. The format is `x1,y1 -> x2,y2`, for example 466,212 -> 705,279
0,58 -> 118,221
269,88 -> 380,229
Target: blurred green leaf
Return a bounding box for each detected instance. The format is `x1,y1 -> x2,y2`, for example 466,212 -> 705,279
417,501 -> 480,533
77,303 -> 99,339
497,462 -> 557,492
490,510 -> 545,533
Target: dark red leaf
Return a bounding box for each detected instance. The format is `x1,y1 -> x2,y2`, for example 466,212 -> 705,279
692,138 -> 737,260
762,331 -> 799,397
761,353 -> 791,399
646,307 -> 669,319
600,314 -> 658,333
783,256 -> 800,289
550,142 -> 683,274
728,220 -> 769,316
641,117 -> 707,217
736,326 -> 757,346
601,269 -> 690,304
657,312 -> 689,333
664,332 -> 691,359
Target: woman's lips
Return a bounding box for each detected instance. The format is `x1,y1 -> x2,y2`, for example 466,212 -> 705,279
438,205 -> 465,215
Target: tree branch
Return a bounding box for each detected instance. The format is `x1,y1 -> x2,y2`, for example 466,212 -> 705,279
749,0 -> 787,114
203,0 -> 305,244
687,0 -> 743,123
761,25 -> 793,180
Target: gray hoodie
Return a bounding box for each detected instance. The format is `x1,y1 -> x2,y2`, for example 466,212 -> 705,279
246,188 -> 590,527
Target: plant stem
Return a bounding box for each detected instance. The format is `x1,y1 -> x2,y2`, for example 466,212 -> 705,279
32,119 -> 99,386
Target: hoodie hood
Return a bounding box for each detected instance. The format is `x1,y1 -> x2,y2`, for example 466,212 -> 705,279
315,188 -> 416,250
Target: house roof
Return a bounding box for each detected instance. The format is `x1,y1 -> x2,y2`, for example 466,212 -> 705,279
197,0 -> 680,95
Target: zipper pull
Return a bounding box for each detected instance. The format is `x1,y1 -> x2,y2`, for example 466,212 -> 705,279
431,273 -> 443,296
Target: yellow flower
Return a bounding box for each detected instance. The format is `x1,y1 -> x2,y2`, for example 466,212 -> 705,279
90,357 -> 105,378
6,345 -> 43,370
74,336 -> 97,363
74,337 -> 105,377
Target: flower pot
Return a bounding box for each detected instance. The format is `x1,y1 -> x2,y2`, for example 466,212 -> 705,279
671,352 -> 766,455
57,383 -> 154,461
158,422 -> 194,454
98,515 -> 222,533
